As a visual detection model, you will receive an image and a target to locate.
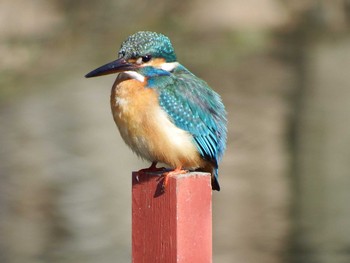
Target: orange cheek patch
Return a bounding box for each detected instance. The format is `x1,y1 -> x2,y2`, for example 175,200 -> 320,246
146,58 -> 166,68
127,58 -> 137,63
127,58 -> 167,68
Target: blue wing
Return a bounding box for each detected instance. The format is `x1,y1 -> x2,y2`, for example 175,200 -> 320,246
151,65 -> 227,168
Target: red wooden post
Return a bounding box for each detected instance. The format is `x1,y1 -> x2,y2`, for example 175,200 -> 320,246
132,171 -> 212,263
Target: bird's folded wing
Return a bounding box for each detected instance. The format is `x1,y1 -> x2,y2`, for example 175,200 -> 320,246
156,69 -> 227,165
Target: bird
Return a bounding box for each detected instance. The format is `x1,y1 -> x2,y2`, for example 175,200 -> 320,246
85,31 -> 227,191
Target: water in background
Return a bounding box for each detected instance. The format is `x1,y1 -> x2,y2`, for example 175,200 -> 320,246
1,1 -> 350,263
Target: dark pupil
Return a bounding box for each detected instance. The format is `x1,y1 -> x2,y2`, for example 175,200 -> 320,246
142,55 -> 151,62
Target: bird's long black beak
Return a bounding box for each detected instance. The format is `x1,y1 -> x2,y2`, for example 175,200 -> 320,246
85,58 -> 135,78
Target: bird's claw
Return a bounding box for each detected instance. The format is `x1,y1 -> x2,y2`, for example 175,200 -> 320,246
138,162 -> 166,175
160,168 -> 188,192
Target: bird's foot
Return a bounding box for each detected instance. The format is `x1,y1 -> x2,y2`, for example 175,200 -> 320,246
135,162 -> 167,183
138,162 -> 166,174
161,167 -> 188,191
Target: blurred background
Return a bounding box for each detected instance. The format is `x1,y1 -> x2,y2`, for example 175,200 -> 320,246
1,0 -> 350,262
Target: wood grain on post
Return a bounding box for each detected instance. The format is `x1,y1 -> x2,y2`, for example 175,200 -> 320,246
132,171 -> 212,263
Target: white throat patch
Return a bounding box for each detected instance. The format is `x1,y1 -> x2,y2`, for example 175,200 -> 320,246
160,62 -> 179,72
124,71 -> 145,82
123,62 -> 179,82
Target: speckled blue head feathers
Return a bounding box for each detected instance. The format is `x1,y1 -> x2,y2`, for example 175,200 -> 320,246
118,31 -> 177,62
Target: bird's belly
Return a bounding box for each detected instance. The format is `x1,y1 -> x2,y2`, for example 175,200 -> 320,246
110,77 -> 203,169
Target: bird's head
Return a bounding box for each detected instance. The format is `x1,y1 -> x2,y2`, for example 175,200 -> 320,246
85,31 -> 178,81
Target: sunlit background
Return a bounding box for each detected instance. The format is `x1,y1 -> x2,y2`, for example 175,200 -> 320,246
1,0 -> 350,262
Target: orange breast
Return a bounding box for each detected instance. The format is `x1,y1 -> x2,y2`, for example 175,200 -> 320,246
110,73 -> 203,169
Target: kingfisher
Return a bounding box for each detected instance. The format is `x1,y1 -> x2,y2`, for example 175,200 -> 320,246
85,31 -> 227,191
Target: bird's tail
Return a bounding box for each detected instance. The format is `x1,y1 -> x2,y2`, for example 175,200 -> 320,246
211,167 -> 221,191
198,162 -> 221,191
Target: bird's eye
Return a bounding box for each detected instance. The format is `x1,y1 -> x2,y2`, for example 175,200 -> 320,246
141,55 -> 152,63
